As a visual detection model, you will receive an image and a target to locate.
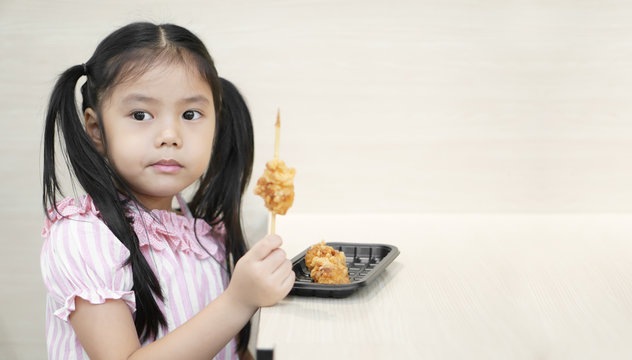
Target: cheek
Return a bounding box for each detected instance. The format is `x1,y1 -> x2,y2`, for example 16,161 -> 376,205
103,120 -> 134,157
191,126 -> 215,170
105,132 -> 145,169
203,122 -> 216,156
200,133 -> 214,166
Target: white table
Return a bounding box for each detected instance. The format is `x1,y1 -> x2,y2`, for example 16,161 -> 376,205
255,213 -> 632,359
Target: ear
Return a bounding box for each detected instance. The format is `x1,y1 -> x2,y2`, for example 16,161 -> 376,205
84,108 -> 105,154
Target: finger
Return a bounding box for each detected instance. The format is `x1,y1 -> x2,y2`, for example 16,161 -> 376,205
270,258 -> 293,287
280,269 -> 296,295
261,248 -> 287,270
271,258 -> 292,279
250,235 -> 282,260
268,260 -> 295,298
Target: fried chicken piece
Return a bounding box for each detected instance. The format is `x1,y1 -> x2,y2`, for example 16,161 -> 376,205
310,256 -> 350,284
305,241 -> 350,284
305,241 -> 340,270
253,158 -> 296,215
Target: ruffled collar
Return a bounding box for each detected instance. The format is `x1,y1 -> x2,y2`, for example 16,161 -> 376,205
129,204 -> 226,262
43,195 -> 226,262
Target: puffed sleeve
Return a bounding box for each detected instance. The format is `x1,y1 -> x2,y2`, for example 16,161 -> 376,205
40,196 -> 136,322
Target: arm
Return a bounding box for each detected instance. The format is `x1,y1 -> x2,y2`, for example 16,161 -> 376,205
70,235 -> 294,360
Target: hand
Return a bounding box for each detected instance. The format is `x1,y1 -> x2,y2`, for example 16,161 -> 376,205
225,235 -> 295,310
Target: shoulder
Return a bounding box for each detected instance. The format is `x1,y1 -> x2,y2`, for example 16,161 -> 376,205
41,195 -> 130,268
42,195 -> 101,237
40,196 -> 136,322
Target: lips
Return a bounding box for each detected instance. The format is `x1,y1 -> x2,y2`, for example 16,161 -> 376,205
151,159 -> 183,173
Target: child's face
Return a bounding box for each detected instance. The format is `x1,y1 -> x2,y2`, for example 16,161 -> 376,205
85,61 -> 215,211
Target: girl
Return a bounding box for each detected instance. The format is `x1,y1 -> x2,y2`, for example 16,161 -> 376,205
40,22 -> 294,360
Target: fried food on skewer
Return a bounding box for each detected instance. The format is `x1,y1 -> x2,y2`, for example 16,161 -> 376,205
305,241 -> 350,284
254,159 -> 295,215
254,109 -> 295,234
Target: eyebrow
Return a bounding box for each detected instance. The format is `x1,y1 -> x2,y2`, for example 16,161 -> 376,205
179,95 -> 211,105
121,93 -> 211,106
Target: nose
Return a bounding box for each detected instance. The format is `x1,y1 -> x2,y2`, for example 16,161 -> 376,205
155,118 -> 182,148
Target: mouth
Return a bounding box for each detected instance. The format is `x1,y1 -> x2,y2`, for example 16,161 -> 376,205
151,159 -> 183,174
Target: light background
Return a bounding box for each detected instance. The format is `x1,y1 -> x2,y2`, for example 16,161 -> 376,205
1,0 -> 631,358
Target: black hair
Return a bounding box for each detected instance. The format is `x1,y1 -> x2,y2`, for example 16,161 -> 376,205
42,22 -> 254,352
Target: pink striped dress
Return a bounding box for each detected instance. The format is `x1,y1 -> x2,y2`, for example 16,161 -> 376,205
40,195 -> 239,359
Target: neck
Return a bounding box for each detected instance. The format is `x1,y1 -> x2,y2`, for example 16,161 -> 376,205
132,193 -> 175,212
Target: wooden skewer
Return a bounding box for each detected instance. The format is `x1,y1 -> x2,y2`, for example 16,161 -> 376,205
274,108 -> 281,160
270,108 -> 281,235
270,213 -> 276,235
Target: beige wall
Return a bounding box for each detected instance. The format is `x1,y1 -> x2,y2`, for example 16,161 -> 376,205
1,0 -> 631,357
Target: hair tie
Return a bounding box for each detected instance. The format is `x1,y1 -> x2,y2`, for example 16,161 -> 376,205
82,63 -> 88,76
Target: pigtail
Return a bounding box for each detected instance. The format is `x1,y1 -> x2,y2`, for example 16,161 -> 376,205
190,78 -> 254,353
43,64 -> 87,213
42,63 -> 167,342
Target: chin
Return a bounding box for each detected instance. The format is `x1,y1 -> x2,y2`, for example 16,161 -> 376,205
134,185 -> 186,199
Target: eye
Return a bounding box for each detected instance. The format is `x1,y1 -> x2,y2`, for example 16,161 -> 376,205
183,110 -> 202,120
131,111 -> 153,121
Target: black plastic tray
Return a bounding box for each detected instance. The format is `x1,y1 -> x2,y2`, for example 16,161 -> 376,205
289,242 -> 400,298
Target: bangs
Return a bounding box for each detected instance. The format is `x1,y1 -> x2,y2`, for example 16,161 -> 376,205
98,46 -> 220,112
